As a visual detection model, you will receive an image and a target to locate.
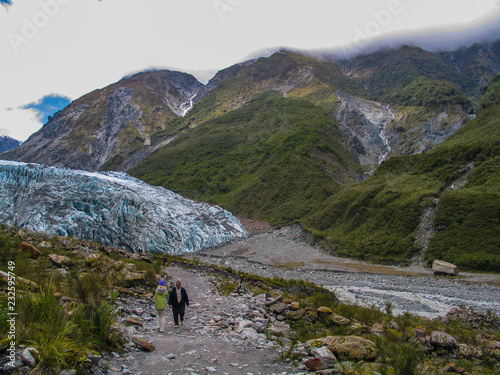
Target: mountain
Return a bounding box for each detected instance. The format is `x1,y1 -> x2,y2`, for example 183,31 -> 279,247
0,160 -> 247,254
1,40 -> 498,270
1,71 -> 206,171
2,43 -> 491,173
299,75 -> 500,271
130,92 -> 363,225
128,45 -> 487,221
0,135 -> 20,153
438,39 -> 500,86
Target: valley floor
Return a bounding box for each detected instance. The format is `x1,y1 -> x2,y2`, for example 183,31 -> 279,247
190,226 -> 500,319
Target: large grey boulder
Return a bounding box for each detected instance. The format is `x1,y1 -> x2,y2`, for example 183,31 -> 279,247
432,260 -> 459,276
430,331 -> 458,349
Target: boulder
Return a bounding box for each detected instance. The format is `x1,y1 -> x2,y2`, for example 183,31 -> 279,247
331,313 -> 351,326
131,336 -> 155,352
121,271 -> 146,288
310,346 -> 336,359
348,322 -> 365,333
290,301 -> 301,310
430,331 -> 458,349
240,328 -> 264,342
313,336 -> 378,361
21,347 -> 38,367
432,260 -> 459,276
48,254 -> 72,267
458,343 -> 482,359
124,317 -> 143,327
285,309 -> 306,321
317,306 -> 333,314
266,322 -> 291,336
264,295 -> 283,306
236,319 -> 253,332
270,302 -> 287,314
304,357 -> 337,371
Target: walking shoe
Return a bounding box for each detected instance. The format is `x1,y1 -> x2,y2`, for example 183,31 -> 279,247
181,321 -> 184,326
174,325 -> 178,328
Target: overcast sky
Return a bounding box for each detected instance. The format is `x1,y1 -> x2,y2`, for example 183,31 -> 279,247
1,0 -> 500,141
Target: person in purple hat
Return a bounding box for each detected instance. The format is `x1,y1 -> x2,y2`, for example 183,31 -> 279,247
155,279 -> 167,332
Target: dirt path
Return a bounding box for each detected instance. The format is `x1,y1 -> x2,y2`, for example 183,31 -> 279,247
125,266 -> 302,375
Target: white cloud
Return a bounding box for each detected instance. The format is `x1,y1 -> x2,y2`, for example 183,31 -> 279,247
1,0 -> 499,141
0,106 -> 42,141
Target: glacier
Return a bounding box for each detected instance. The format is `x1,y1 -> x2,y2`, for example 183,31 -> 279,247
0,160 -> 247,254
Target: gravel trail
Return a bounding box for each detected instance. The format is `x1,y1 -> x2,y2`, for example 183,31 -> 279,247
121,266 -> 302,375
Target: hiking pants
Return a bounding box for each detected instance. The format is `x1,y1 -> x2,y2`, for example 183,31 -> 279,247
172,304 -> 185,326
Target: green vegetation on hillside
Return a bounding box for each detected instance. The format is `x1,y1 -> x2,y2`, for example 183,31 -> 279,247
423,76 -> 500,271
131,93 -> 362,225
353,46 -> 477,109
301,76 -> 500,270
301,171 -> 439,263
0,225 -> 129,373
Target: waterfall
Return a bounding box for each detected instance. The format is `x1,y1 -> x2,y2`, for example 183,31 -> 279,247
181,94 -> 197,117
378,106 -> 395,164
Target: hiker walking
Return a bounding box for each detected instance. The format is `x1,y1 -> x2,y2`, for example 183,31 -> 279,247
155,279 -> 168,332
168,279 -> 189,328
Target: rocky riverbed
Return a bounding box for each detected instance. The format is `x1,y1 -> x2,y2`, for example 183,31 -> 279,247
189,225 -> 500,319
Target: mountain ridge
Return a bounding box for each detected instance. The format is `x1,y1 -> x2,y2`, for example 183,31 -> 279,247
1,70 -> 207,172
0,135 -> 20,153
4,41 -> 497,173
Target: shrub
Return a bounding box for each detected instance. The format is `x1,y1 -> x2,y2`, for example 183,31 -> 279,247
67,269 -> 124,350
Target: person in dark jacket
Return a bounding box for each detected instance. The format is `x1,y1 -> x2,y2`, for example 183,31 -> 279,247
168,279 -> 189,328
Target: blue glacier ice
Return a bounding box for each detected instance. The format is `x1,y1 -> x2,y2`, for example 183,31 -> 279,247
0,160 -> 247,254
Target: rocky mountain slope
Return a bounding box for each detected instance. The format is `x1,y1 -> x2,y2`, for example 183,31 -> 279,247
130,92 -> 364,224
438,39 -> 500,86
0,160 -> 246,254
0,136 -> 20,153
1,71 -> 206,172
3,42 -> 497,174
300,76 -> 500,271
